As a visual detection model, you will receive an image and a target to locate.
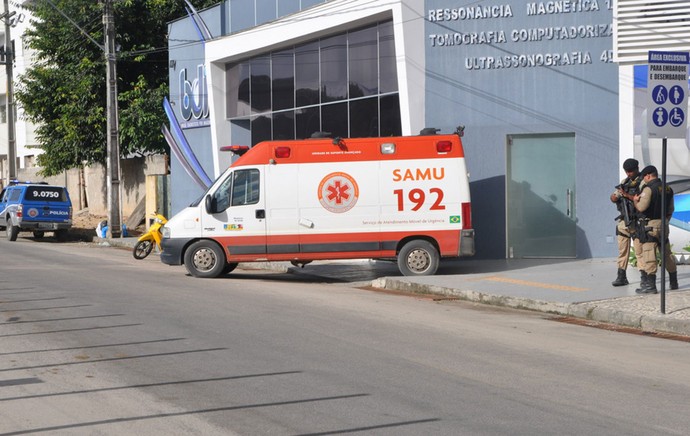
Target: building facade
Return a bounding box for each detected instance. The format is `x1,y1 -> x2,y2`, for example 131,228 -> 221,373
167,0 -> 624,259
0,1 -> 41,185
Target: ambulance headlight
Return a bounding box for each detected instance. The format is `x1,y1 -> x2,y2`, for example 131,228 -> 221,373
162,227 -> 171,239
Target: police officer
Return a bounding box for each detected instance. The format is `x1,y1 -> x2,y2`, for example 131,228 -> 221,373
610,158 -> 642,286
633,165 -> 678,294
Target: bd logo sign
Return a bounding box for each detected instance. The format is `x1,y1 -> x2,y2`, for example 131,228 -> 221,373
178,65 -> 210,128
318,172 -> 359,213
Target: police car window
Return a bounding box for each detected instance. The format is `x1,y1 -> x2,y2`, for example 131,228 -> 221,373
231,169 -> 260,206
25,186 -> 67,202
9,189 -> 21,201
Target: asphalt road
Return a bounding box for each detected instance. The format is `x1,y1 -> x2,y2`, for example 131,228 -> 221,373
1,237 -> 690,435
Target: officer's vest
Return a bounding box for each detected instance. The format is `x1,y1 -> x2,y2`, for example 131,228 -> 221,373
641,178 -> 672,220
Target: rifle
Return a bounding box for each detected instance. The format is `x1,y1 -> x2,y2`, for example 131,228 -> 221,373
615,196 -> 636,227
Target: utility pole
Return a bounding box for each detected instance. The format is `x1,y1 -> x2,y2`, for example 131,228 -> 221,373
103,0 -> 121,238
1,0 -> 16,185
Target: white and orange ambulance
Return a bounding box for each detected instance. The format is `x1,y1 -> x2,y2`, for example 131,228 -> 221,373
160,129 -> 474,277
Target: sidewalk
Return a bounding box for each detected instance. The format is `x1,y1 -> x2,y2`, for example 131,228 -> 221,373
98,236 -> 690,337
371,258 -> 690,337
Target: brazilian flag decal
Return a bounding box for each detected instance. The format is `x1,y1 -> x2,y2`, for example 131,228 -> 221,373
449,215 -> 461,224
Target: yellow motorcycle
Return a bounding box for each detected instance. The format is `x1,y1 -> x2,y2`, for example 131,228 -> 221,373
133,213 -> 167,260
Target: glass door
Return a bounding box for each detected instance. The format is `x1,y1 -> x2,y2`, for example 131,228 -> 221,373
507,133 -> 576,258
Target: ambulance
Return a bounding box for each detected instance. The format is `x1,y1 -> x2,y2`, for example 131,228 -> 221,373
160,128 -> 474,278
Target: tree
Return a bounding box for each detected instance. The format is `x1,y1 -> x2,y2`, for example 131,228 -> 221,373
15,0 -> 217,176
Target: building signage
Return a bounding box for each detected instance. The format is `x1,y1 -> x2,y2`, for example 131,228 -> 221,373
178,65 -> 210,129
647,51 -> 689,139
427,1 -> 615,70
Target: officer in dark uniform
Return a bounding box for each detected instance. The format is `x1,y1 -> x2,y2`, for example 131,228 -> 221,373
610,158 -> 642,286
633,165 -> 677,294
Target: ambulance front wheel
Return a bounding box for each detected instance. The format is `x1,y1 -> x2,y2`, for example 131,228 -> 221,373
184,240 -> 227,278
397,240 -> 440,276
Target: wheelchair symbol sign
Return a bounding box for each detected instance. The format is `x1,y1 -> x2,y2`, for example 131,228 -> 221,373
670,107 -> 685,127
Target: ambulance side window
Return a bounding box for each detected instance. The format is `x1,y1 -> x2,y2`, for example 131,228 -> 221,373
231,169 -> 260,206
213,174 -> 234,212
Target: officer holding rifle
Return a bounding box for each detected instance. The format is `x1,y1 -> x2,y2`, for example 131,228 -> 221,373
632,165 -> 678,294
610,159 -> 642,287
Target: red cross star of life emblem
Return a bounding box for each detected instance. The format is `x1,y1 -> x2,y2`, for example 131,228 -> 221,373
317,172 -> 359,213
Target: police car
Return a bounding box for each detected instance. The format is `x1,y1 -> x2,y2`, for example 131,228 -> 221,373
0,181 -> 73,241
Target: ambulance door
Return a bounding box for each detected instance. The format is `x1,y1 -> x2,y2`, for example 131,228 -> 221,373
201,167 -> 266,256
265,163 -> 300,255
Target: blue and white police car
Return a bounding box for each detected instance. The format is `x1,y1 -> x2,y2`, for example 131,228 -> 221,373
0,181 -> 72,241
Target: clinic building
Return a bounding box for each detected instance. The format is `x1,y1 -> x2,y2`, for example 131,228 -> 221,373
167,0 -> 688,260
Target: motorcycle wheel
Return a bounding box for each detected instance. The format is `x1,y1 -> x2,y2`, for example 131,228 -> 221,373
133,240 -> 154,259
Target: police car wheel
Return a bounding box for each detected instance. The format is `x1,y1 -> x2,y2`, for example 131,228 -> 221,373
397,240 -> 440,276
184,240 -> 227,278
6,224 -> 18,241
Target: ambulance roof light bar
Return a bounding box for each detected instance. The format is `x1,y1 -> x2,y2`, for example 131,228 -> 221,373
220,145 -> 250,156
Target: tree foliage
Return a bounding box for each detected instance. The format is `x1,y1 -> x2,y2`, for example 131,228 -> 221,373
15,0 -> 217,176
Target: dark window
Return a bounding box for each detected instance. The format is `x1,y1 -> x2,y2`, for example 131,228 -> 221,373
296,106 -> 320,139
350,98 -> 378,138
232,169 -> 260,206
295,42 -> 320,107
320,34 -> 347,102
251,57 -> 271,113
227,21 -> 400,145
272,49 -> 294,111
273,110 -> 295,140
213,169 -> 260,211
251,115 -> 272,145
321,102 -> 348,138
379,21 -> 398,93
380,94 -> 402,137
349,25 -> 378,98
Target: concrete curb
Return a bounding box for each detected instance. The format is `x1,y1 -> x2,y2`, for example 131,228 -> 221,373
92,238 -> 690,337
372,277 -> 690,337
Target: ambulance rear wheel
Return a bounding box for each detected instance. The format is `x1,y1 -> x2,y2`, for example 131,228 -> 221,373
397,240 -> 439,276
184,240 -> 226,278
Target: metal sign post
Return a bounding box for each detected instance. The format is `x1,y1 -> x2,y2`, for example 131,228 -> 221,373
647,50 -> 689,314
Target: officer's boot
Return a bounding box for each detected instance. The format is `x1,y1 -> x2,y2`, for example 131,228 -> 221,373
612,268 -> 628,287
669,271 -> 679,290
637,273 -> 658,294
635,271 -> 648,293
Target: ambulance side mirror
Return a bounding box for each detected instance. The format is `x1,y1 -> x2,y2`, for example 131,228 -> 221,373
205,195 -> 217,215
